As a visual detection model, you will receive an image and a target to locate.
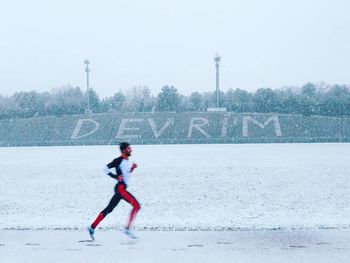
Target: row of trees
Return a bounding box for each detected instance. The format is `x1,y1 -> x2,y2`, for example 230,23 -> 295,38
0,83 -> 349,119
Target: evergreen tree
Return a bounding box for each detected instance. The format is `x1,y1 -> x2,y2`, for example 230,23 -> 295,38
156,85 -> 179,112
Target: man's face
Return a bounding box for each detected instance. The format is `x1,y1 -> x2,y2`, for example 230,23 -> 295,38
123,146 -> 132,157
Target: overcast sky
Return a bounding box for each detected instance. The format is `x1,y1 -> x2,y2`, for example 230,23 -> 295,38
0,0 -> 349,97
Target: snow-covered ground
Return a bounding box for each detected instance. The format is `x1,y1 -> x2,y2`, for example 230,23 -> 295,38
1,229 -> 350,263
1,143 -> 350,262
1,143 -> 349,230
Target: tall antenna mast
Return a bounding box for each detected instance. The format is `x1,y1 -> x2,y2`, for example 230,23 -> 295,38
214,53 -> 221,108
84,59 -> 91,113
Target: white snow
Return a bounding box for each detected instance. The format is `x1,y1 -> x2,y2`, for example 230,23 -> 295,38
1,143 -> 350,262
1,229 -> 350,263
1,143 -> 349,230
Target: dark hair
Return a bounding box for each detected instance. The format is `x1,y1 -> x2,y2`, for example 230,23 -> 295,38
119,142 -> 130,152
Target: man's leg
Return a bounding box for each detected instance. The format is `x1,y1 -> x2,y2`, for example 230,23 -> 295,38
91,194 -> 122,229
117,184 -> 141,229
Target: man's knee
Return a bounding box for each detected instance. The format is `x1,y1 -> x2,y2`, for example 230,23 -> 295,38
133,202 -> 141,211
102,207 -> 113,216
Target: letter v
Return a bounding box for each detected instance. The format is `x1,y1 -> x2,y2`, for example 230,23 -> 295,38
148,118 -> 174,138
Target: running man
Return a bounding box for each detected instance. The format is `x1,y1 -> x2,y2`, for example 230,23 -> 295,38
88,142 -> 141,240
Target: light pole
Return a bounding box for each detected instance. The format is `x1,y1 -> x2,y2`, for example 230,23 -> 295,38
214,53 -> 221,108
84,59 -> 91,114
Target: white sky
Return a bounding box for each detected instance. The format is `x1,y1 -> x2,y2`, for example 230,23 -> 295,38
0,0 -> 349,97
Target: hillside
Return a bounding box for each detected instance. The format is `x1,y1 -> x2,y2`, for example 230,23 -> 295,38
0,112 -> 349,146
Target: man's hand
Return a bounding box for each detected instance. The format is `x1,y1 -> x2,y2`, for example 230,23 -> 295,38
130,163 -> 138,172
117,175 -> 123,182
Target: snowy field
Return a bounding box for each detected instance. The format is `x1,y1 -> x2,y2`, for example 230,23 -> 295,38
1,143 -> 350,230
2,229 -> 350,263
1,143 -> 350,262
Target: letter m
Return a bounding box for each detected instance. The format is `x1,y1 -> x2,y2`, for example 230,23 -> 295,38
243,115 -> 282,137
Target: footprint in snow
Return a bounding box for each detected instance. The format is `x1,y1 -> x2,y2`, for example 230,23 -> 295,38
316,242 -> 332,245
188,244 -> 204,247
289,245 -> 308,248
85,243 -> 101,247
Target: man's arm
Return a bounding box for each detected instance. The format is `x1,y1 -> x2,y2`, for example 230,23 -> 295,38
104,158 -> 123,181
130,163 -> 138,172
103,165 -> 117,179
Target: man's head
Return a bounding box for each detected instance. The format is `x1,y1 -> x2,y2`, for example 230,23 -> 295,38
120,142 -> 132,157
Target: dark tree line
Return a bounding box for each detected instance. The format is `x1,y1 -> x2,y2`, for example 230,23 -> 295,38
0,83 -> 349,120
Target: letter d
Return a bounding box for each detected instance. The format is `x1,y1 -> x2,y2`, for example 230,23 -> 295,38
71,119 -> 100,139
